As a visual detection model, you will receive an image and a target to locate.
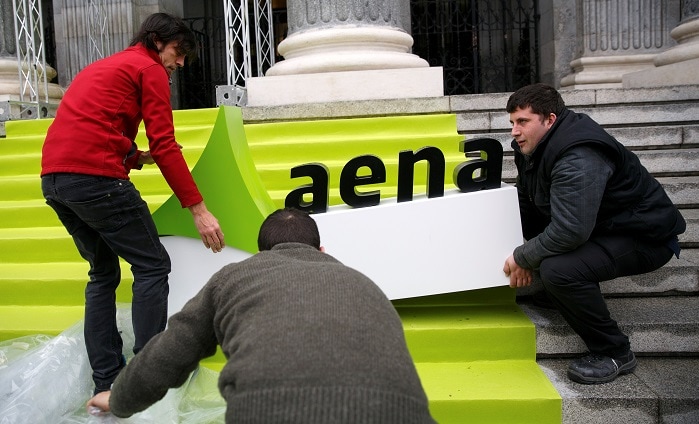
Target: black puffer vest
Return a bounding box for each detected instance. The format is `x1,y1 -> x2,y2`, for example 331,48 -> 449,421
513,109 -> 685,241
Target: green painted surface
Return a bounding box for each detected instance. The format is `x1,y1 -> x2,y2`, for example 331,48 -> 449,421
243,113 -> 467,207
0,106 -> 561,423
151,106 -> 276,253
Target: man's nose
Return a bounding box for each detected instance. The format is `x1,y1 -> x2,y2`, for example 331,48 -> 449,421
176,56 -> 185,67
511,125 -> 520,136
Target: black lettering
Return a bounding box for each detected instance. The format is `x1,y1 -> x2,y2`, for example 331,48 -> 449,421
397,147 -> 445,202
453,138 -> 503,192
285,163 -> 330,213
340,155 -> 386,208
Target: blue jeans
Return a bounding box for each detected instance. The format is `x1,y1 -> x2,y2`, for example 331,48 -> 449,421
42,173 -> 170,390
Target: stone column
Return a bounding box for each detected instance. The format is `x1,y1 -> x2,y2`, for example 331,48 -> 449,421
0,0 -> 63,120
245,0 -> 443,106
623,0 -> 699,87
53,0 -> 136,87
560,0 -> 681,89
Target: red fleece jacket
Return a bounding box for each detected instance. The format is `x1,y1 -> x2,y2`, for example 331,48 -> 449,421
41,44 -> 203,208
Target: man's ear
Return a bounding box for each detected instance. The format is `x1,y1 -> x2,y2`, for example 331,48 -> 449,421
546,113 -> 557,128
319,246 -> 325,252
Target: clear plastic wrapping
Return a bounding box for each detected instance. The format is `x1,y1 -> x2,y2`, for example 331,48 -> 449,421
0,306 -> 225,423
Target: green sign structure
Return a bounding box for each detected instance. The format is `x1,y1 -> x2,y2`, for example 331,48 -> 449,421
0,106 -> 561,423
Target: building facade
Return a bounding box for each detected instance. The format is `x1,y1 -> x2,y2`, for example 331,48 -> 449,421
0,0 -> 696,114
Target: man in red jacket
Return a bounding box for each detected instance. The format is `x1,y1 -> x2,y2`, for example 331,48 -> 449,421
40,13 -> 225,395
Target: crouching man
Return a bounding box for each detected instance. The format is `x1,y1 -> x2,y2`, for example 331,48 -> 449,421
88,207 -> 435,423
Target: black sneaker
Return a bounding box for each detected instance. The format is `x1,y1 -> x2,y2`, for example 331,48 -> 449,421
567,351 -> 637,384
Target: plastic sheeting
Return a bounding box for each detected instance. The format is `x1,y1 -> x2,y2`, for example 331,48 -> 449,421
0,306 -> 226,424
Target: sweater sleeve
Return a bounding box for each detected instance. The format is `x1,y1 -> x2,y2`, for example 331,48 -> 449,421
108,283 -> 220,418
514,146 -> 614,269
139,64 -> 203,207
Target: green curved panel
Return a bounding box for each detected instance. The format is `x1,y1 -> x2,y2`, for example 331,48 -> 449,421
151,106 -> 276,253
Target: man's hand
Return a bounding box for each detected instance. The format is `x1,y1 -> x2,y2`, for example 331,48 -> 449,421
86,391 -> 111,415
139,143 -> 182,165
188,201 -> 225,252
503,254 -> 533,288
138,151 -> 154,165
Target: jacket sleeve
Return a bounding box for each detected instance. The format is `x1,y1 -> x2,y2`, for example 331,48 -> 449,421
108,282 -> 220,418
516,182 -> 549,240
139,64 -> 203,207
514,146 -> 614,269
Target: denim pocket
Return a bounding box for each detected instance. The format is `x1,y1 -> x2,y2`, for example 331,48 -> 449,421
58,176 -> 130,232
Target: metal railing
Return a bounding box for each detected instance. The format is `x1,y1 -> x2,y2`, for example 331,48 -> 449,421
411,0 -> 539,95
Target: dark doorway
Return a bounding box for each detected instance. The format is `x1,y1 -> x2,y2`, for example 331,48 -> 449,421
410,0 -> 539,95
178,0 -> 288,109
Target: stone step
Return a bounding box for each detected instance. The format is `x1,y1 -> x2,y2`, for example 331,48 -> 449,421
659,176 -> 699,208
517,296 -> 699,357
0,171 -> 175,201
416,360 -> 560,423
0,305 -> 84,340
537,357 -> 699,424
451,86 -> 699,134
680,210 -> 699,247
0,196 -> 169,229
466,124 -> 699,152
0,261 -> 133,306
397,302 -> 535,362
500,148 -> 699,181
458,108 -> 699,141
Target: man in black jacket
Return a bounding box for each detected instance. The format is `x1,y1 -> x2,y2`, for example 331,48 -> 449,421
502,83 -> 685,384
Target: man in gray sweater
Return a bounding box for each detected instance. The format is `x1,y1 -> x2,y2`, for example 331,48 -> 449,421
87,207 -> 435,423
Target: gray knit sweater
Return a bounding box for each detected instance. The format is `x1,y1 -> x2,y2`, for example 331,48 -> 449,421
109,243 -> 435,423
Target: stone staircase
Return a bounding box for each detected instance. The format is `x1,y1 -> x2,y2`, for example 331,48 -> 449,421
456,87 -> 699,424
1,86 -> 696,423
242,85 -> 699,423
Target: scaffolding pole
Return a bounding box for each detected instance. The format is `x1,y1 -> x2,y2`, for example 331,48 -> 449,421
221,0 -> 275,106
252,0 -> 275,77
86,0 -> 110,63
12,0 -> 48,119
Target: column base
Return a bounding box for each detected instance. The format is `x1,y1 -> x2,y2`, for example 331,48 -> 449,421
0,58 -> 64,120
244,67 -> 444,107
623,17 -> 699,88
623,57 -> 699,88
560,55 -> 656,89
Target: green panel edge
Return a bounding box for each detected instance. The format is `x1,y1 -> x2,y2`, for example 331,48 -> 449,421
151,106 -> 276,253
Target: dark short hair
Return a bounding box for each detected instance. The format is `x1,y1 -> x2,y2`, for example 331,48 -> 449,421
130,13 -> 198,62
257,208 -> 321,251
506,83 -> 566,117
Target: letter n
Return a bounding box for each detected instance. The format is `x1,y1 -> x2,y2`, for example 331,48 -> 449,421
397,147 -> 445,202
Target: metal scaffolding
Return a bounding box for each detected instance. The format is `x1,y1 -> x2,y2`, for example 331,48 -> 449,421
221,0 -> 275,106
86,0 -> 110,64
11,0 -> 48,119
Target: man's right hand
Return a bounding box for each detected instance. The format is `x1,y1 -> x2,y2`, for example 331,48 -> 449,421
503,254 -> 533,288
188,201 -> 225,252
86,391 -> 111,415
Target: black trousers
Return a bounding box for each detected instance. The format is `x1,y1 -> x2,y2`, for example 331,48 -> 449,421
42,174 -> 171,389
538,234 -> 674,358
